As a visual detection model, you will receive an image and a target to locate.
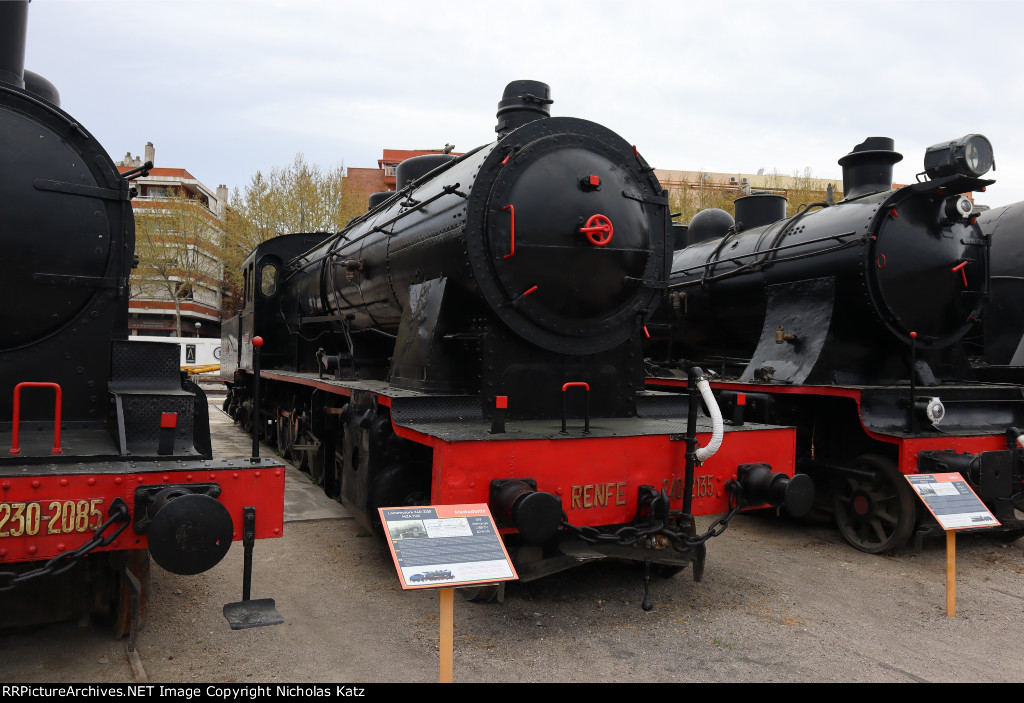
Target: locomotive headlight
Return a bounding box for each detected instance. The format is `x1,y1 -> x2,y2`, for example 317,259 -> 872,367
964,136 -> 994,175
944,195 -> 974,222
914,397 -> 945,426
924,134 -> 995,179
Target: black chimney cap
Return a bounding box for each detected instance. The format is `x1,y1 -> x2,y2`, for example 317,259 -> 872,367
838,137 -> 903,167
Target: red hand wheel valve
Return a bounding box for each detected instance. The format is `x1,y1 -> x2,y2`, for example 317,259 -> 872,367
579,214 -> 614,246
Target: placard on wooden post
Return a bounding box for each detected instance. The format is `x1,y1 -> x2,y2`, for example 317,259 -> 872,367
379,504 -> 518,682
905,473 -> 1000,618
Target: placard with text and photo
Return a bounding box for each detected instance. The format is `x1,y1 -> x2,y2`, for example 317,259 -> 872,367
906,472 -> 1000,530
379,504 -> 518,589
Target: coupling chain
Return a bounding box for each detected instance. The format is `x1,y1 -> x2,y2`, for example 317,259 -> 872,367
0,498 -> 130,592
667,481 -> 743,549
560,481 -> 743,549
563,518 -> 668,547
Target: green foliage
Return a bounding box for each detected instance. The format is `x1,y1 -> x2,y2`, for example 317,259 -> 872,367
221,154 -> 351,311
668,170 -> 741,224
132,191 -> 223,336
777,166 -> 843,217
668,167 -> 843,226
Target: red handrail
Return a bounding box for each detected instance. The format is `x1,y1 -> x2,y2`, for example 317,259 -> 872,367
560,382 -> 591,435
9,382 -> 63,455
503,204 -> 515,259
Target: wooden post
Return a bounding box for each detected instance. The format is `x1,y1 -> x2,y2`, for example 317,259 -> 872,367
440,588 -> 454,683
946,530 -> 956,618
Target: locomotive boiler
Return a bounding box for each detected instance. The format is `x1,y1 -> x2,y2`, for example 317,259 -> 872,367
648,135 -> 1024,552
224,81 -> 811,602
255,82 -> 668,414
0,1 -> 284,636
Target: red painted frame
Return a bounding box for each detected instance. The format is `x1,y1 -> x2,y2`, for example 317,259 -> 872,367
0,466 -> 285,564
645,377 -> 1011,475
261,371 -> 798,526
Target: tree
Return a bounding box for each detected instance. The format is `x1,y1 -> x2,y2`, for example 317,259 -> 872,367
668,170 -> 743,224
667,167 -> 844,226
784,166 -> 842,216
221,154 -> 350,311
132,191 -> 224,336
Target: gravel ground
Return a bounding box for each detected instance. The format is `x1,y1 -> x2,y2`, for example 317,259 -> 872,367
1,401 -> 1021,684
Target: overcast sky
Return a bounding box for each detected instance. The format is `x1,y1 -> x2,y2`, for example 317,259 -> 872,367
22,0 -> 1024,209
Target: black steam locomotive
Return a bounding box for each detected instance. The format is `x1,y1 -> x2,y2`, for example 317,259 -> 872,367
0,1 -> 284,635
648,134 -> 1024,552
223,80 -> 809,601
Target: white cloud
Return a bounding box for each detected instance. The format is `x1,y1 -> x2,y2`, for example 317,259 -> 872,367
20,0 -> 1024,206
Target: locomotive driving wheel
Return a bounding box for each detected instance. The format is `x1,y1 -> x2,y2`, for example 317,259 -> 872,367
833,454 -> 916,554
293,409 -> 313,472
368,463 -> 430,537
315,431 -> 344,498
275,410 -> 295,460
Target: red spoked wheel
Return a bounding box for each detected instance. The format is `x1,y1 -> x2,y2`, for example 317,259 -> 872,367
579,214 -> 613,246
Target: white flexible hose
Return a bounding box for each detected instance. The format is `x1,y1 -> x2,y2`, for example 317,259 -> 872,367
695,376 -> 724,463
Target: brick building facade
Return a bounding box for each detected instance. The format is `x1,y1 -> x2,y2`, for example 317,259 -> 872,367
118,143 -> 228,339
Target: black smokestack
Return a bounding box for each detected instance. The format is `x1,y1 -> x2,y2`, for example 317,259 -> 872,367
838,137 -> 903,200
0,1 -> 30,89
495,80 -> 552,137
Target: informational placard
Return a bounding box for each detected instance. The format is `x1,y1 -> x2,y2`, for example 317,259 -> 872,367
906,472 -> 1000,530
379,504 -> 518,590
